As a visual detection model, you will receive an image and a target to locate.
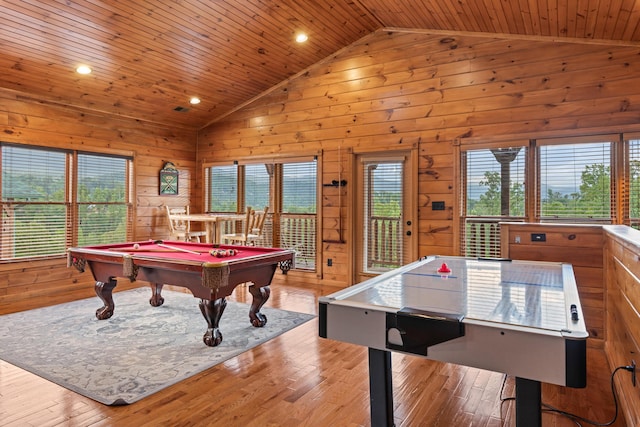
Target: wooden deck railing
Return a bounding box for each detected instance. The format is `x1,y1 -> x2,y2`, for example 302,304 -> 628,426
368,216 -> 403,270
463,218 -> 503,258
280,213 -> 316,270
218,213 -> 408,271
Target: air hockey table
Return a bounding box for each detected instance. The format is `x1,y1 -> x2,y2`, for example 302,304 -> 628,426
319,255 -> 588,427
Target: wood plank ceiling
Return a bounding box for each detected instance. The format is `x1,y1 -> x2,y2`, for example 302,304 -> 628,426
1,0 -> 640,130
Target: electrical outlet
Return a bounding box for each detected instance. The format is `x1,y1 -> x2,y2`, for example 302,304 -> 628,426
327,258 -> 333,267
531,233 -> 546,242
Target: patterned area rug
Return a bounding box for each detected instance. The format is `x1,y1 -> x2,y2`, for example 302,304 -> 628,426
0,288 -> 314,405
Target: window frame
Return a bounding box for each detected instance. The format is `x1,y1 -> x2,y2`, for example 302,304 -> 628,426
457,139 -> 529,257
457,133 -> 635,256
203,153 -> 321,272
535,134 -> 619,224
0,142 -> 134,261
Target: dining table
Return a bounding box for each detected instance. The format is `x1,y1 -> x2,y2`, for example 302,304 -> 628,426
170,212 -> 246,243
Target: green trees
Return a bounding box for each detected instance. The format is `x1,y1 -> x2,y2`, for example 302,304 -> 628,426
468,171 -> 524,216
468,164 -> 611,219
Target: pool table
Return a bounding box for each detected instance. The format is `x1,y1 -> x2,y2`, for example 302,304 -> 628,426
67,240 -> 295,346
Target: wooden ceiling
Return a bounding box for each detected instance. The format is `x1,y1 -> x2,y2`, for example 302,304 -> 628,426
2,0 -> 640,130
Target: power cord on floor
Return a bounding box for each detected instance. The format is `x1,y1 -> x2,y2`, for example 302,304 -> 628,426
499,365 -> 635,426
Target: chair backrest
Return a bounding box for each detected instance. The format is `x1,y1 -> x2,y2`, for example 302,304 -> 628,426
165,205 -> 191,234
250,206 -> 269,236
240,206 -> 254,238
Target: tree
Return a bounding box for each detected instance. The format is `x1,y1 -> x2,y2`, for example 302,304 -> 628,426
468,171 -> 524,216
578,164 -> 610,217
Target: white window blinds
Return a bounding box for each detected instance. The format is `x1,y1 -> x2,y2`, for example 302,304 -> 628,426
0,144 -> 133,259
77,153 -> 130,246
361,160 -> 404,272
625,137 -> 640,227
208,164 -> 238,212
281,161 -> 317,269
465,147 -> 526,217
244,163 -> 271,211
538,139 -> 613,221
1,145 -> 67,259
461,145 -> 526,258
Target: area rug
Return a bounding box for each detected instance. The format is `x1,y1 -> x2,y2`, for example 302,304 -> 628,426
0,288 -> 314,405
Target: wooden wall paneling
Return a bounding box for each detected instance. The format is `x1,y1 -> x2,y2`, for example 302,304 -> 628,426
0,88 -> 197,309
320,147 -> 350,284
603,227 -> 640,427
418,141 -> 455,257
198,30 -> 640,286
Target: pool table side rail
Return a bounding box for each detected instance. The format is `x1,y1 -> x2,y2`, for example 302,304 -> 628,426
67,246 -> 296,290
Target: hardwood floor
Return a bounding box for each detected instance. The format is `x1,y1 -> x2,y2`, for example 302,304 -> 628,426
0,280 -> 628,426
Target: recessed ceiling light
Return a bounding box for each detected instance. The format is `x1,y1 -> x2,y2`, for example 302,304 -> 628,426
189,97 -> 201,105
295,33 -> 308,43
76,65 -> 92,75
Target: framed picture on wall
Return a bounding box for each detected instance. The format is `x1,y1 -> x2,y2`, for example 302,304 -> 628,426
159,162 -> 179,195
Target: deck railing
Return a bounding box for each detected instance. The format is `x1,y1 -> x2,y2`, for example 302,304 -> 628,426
278,214 -> 404,272
280,213 -> 316,270
463,218 -> 505,258
367,215 -> 403,270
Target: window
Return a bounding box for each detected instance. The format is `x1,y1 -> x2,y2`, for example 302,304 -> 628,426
204,156 -> 319,271
207,164 -> 238,212
465,148 -> 526,217
0,143 -> 133,260
77,153 -> 131,246
460,134 -> 620,257
623,135 -> 640,227
362,159 -> 404,271
538,136 -> 615,222
461,145 -> 527,257
244,164 -> 271,211
281,161 -> 317,269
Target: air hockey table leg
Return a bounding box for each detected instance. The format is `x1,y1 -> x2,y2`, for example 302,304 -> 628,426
369,347 -> 395,427
515,377 -> 542,427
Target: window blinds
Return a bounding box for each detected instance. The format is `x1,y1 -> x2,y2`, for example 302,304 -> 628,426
208,164 -> 238,212
461,146 -> 526,258
76,153 -> 130,246
538,141 -> 612,221
1,145 -> 67,259
281,161 -> 317,269
0,145 -> 132,259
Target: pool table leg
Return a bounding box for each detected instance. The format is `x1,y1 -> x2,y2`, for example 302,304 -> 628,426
199,297 -> 227,347
94,278 -> 117,320
248,285 -> 270,327
149,283 -> 165,307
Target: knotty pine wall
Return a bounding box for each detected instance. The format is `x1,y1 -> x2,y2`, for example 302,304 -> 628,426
603,226 -> 640,427
197,29 -> 640,286
0,88 -> 198,310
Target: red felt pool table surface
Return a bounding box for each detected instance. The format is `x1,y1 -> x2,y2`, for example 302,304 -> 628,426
67,240 -> 295,346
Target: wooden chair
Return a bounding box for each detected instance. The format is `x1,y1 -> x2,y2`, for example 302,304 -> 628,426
221,206 -> 269,245
250,207 -> 269,242
165,205 -> 207,242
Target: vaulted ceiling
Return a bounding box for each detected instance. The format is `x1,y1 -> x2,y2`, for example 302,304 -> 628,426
2,1 -> 639,130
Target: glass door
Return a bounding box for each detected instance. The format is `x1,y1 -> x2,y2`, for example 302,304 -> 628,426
355,151 -> 416,283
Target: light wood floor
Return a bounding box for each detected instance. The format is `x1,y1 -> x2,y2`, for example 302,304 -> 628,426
0,280 -> 628,427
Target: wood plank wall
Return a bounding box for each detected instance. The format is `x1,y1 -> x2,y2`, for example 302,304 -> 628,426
603,225 -> 640,427
0,88 -> 198,309
197,29 -> 640,286
4,29 -> 640,302
500,223 -> 605,346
